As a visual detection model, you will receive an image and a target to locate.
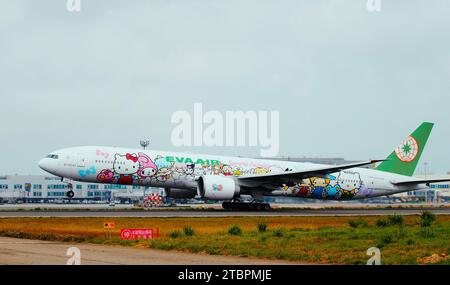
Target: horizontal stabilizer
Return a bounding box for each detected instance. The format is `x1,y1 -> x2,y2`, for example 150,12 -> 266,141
392,178 -> 450,186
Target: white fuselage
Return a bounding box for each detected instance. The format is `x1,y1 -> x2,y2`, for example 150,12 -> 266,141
38,146 -> 427,200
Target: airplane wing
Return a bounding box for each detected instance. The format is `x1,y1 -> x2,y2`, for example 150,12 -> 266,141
237,160 -> 384,188
391,178 -> 450,186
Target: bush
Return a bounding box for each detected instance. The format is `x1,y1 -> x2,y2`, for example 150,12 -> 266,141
420,211 -> 436,228
228,225 -> 242,236
376,218 -> 389,227
406,239 -> 415,246
348,218 -> 368,228
169,230 -> 182,238
376,215 -> 404,227
387,214 -> 404,226
183,226 -> 195,236
377,234 -> 393,248
257,223 -> 267,233
273,228 -> 285,237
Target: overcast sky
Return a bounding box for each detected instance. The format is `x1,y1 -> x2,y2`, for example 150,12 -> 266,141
0,0 -> 449,175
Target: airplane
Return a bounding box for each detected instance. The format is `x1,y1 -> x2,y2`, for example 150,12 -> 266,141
38,122 -> 450,210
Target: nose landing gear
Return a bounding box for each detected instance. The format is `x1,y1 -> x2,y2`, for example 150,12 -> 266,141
66,190 -> 75,198
60,178 -> 75,199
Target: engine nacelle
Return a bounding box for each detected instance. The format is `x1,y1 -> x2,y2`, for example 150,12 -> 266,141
197,175 -> 240,200
165,188 -> 196,199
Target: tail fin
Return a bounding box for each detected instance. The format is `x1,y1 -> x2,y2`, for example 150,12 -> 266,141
376,122 -> 434,176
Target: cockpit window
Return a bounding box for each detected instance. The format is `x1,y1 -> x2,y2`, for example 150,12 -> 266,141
46,154 -> 59,159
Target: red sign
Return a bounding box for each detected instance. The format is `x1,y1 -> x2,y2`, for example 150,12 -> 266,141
120,228 -> 159,240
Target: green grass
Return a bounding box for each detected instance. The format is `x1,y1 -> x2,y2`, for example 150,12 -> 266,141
0,215 -> 448,264
149,221 -> 449,264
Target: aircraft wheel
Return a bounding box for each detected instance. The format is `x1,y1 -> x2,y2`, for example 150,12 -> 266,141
222,201 -> 231,210
263,203 -> 271,211
66,190 -> 75,198
230,202 -> 240,210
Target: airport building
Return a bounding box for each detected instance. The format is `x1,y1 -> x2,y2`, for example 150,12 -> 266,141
0,175 -> 162,203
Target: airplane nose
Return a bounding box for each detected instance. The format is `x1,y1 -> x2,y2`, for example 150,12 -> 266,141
38,158 -> 51,172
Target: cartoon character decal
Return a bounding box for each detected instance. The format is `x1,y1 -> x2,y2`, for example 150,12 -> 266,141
154,156 -> 173,182
233,167 -> 243,176
93,150 -> 370,201
295,172 -> 366,200
79,166 -> 96,178
171,162 -> 185,180
184,163 -> 195,176
222,165 -> 233,176
113,153 -> 140,185
337,171 -> 362,199
97,169 -> 115,183
309,177 -> 328,198
323,175 -> 342,199
254,167 -> 269,175
297,185 -> 310,197
358,184 -> 373,198
201,164 -> 212,175
137,152 -> 158,181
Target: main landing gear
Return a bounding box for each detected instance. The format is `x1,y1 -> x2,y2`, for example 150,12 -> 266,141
222,201 -> 271,211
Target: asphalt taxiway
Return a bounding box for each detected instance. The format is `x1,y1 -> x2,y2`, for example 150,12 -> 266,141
0,237 -> 300,265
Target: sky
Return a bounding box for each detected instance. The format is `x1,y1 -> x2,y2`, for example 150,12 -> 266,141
0,0 -> 449,175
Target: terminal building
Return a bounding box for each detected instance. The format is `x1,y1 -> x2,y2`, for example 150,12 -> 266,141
0,175 -> 162,204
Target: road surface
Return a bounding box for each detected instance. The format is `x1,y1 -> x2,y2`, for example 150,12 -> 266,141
0,236 -> 299,265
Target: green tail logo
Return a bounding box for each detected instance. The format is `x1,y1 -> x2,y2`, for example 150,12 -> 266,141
376,122 -> 434,176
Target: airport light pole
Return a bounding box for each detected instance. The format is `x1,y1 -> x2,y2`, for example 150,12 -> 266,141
140,140 -> 150,205
140,139 -> 150,150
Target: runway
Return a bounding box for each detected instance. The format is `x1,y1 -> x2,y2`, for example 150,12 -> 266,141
0,207 -> 448,217
0,236 -> 299,265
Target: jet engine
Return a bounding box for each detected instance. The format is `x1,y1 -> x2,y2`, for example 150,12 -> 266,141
164,188 -> 196,199
197,175 -> 240,200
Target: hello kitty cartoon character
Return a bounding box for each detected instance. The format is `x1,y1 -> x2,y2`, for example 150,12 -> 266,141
137,152 -> 158,182
97,169 -> 115,183
113,153 -> 140,185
